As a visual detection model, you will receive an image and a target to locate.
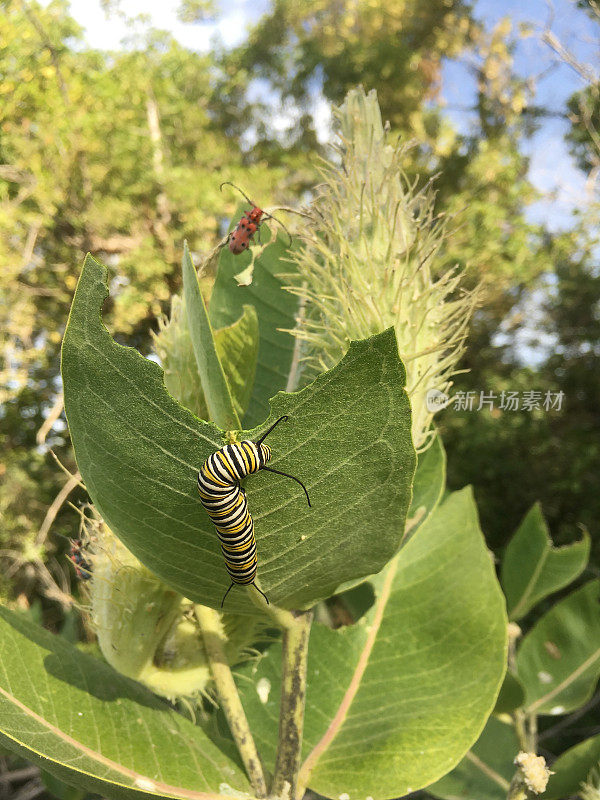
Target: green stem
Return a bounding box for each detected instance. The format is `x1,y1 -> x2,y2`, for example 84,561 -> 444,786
506,775 -> 530,800
513,709 -> 529,752
270,609 -> 313,800
508,622 -> 534,753
527,711 -> 538,752
246,585 -> 296,630
194,605 -> 267,798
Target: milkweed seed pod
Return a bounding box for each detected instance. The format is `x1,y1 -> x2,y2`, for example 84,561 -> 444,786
289,87 -> 478,452
86,522 -> 262,702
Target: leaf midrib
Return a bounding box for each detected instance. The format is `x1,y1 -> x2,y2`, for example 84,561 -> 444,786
527,646 -> 600,713
464,751 -> 510,791
297,552 -> 399,789
509,544 -> 549,620
0,685 -> 242,800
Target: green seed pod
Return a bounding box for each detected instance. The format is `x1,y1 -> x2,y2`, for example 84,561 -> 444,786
88,524 -> 210,701
289,87 -> 478,451
85,522 -> 265,702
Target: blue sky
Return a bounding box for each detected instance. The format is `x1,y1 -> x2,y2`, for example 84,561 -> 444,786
444,0 -> 599,229
50,0 -> 598,231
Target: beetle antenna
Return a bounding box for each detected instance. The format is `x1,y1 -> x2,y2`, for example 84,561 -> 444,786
261,466 -> 311,507
220,181 -> 255,208
263,212 -> 293,247
255,415 -> 289,446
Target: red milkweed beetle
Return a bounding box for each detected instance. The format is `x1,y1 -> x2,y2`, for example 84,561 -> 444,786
220,182 -> 292,255
68,538 -> 92,581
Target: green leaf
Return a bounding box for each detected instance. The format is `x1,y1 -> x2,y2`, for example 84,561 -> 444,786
329,432 -> 446,600
493,670 -> 525,714
428,717 -> 517,800
404,432 -> 446,541
0,606 -> 250,800
501,502 -> 590,620
182,242 -> 240,429
153,294 -> 208,419
330,581 -> 375,624
237,488 -> 507,798
154,296 -> 258,422
544,734 -> 600,800
516,580 -> 600,715
214,305 -> 258,421
209,231 -> 300,427
40,770 -> 89,800
62,255 -> 416,613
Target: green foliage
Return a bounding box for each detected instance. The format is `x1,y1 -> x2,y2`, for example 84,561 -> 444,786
226,0 -> 477,140
405,433 -> 446,540
182,242 -> 240,429
442,251 -> 600,565
236,489 -> 507,799
545,734 -> 600,800
493,670 -> 526,715
61,255 -> 416,613
177,0 -> 216,23
501,503 -> 590,620
429,717 -> 518,800
0,606 -> 250,799
516,580 -> 600,715
153,295 -> 258,422
209,228 -> 300,427
565,83 -> 600,173
40,771 -> 87,800
426,506 -> 600,800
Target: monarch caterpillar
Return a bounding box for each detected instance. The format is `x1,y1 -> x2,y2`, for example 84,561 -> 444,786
197,415 -> 311,607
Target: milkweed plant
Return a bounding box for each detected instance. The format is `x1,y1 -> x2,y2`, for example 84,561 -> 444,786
0,88 -> 596,800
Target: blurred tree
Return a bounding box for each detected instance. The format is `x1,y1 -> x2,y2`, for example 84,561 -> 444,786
0,0 -> 282,609
441,237 -> 600,565
435,19 -> 543,295
440,9 -> 600,564
222,0 -> 477,140
565,83 -> 600,174
223,3 -> 551,299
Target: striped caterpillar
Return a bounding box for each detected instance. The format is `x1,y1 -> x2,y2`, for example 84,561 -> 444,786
197,416 -> 311,606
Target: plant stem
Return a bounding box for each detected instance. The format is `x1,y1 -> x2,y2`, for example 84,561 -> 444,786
271,609 -> 313,800
508,622 -> 537,753
194,605 -> 267,798
513,708 -> 529,751
246,585 -> 296,630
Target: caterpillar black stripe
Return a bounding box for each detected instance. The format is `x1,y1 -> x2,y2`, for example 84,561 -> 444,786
197,415 -> 311,607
